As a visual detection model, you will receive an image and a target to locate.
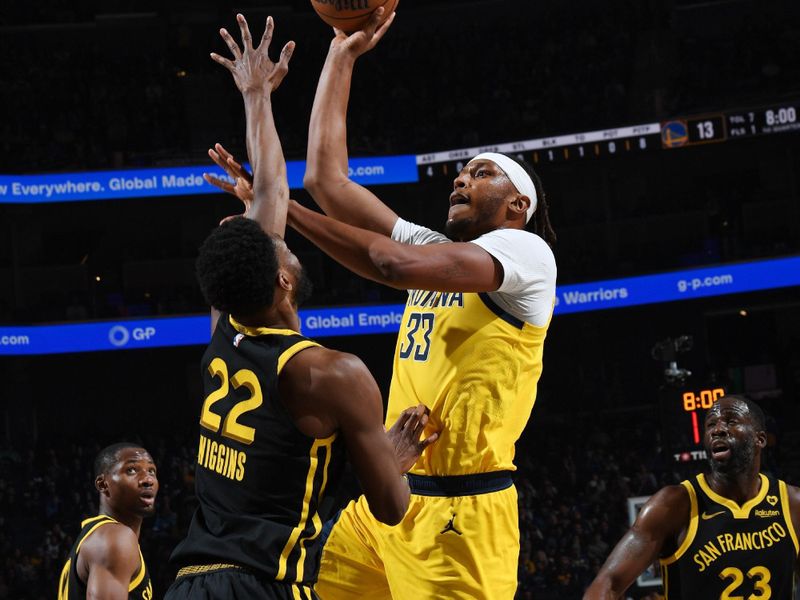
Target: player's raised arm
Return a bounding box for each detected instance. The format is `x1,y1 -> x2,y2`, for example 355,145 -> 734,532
287,200 -> 502,292
583,486 -> 690,599
280,347 -> 437,525
210,14 -> 295,238
78,524 -> 142,600
303,8 -> 399,235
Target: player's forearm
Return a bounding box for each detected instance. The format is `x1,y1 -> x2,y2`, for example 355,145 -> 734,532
304,49 -> 354,196
288,201 -> 403,287
582,575 -> 624,600
243,92 -> 288,237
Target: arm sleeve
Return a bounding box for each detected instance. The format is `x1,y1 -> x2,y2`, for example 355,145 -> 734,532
470,229 -> 557,327
391,217 -> 450,246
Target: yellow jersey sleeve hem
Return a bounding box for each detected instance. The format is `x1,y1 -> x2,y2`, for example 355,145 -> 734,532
660,480 -> 698,566
128,548 -> 146,592
779,480 -> 799,555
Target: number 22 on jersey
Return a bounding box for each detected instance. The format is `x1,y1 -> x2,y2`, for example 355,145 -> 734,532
200,357 -> 263,445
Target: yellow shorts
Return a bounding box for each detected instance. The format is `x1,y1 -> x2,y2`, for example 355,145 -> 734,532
316,475 -> 519,600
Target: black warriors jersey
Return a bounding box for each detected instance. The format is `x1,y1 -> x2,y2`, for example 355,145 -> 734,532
660,473 -> 798,599
58,515 -> 152,599
170,315 -> 345,585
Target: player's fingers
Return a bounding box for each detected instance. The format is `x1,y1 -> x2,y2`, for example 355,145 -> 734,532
203,173 -> 234,194
392,409 -> 412,431
210,52 -> 234,71
226,157 -> 245,179
237,14 -> 253,50
230,159 -> 253,184
219,28 -> 242,59
259,16 -> 274,52
372,11 -> 396,44
271,41 -> 295,90
278,41 -> 295,70
363,6 -> 384,37
208,147 -> 223,166
420,432 -> 439,448
215,143 -> 232,160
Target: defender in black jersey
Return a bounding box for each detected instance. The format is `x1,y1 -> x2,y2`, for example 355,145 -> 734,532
166,14 -> 436,600
58,443 -> 158,600
585,396 -> 800,599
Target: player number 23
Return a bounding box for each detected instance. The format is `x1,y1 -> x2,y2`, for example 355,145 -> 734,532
199,357 -> 263,445
719,565 -> 771,600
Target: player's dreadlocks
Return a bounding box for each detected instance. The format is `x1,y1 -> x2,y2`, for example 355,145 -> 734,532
505,154 -> 557,248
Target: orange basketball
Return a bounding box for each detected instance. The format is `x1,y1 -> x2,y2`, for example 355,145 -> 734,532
310,0 -> 398,33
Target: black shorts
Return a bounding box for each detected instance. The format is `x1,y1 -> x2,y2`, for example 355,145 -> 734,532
164,566 -> 319,600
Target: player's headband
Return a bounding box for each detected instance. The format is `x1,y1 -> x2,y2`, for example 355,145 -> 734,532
469,152 -> 538,223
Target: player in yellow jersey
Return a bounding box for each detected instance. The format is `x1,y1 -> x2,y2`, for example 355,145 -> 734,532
58,443 -> 158,600
584,396 -> 800,599
286,10 -> 557,599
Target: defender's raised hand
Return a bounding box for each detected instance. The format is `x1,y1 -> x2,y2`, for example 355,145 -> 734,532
386,404 -> 439,474
211,14 -> 295,95
204,143 -> 254,221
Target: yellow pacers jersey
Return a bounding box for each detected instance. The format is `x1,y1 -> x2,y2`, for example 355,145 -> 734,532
386,289 -> 549,476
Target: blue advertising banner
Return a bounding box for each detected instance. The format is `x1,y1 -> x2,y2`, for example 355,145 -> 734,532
2,256 -> 798,355
553,255 -> 800,314
0,155 -> 419,204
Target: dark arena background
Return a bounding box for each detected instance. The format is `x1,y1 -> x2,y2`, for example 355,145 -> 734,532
1,0 -> 800,598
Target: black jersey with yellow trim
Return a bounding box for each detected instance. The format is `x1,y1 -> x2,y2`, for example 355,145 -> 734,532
660,473 -> 798,599
58,515 -> 152,600
169,314 -> 346,585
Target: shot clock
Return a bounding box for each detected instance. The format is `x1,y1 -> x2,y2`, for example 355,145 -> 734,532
681,387 -> 725,444
661,386 -> 727,463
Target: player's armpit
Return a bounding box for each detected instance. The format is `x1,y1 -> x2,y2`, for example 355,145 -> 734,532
79,524 -> 141,600
583,485 -> 690,600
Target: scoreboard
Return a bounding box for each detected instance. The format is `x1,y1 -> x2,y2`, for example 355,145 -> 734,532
417,123 -> 662,178
662,100 -> 800,148
416,98 -> 800,179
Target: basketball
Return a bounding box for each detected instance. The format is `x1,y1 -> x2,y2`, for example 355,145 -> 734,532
310,0 -> 398,33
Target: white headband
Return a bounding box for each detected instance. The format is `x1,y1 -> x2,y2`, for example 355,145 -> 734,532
469,152 -> 538,223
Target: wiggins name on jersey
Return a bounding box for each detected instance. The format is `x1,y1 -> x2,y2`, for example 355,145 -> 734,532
169,315 -> 345,586
386,289 -> 550,476
58,515 -> 152,600
660,473 -> 799,599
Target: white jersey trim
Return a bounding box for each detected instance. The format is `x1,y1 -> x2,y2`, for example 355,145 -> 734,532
391,218 -> 556,327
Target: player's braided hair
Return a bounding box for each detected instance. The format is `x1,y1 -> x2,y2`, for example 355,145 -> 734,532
94,442 -> 144,477
196,217 -> 279,315
504,154 -> 557,248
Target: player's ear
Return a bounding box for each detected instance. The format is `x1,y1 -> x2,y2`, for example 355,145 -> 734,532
277,270 -> 293,293
510,194 -> 530,218
96,474 -> 109,495
755,429 -> 767,449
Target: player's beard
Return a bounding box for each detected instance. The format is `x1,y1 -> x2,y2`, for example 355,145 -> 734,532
709,435 -> 757,476
294,265 -> 313,307
444,196 -> 504,241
